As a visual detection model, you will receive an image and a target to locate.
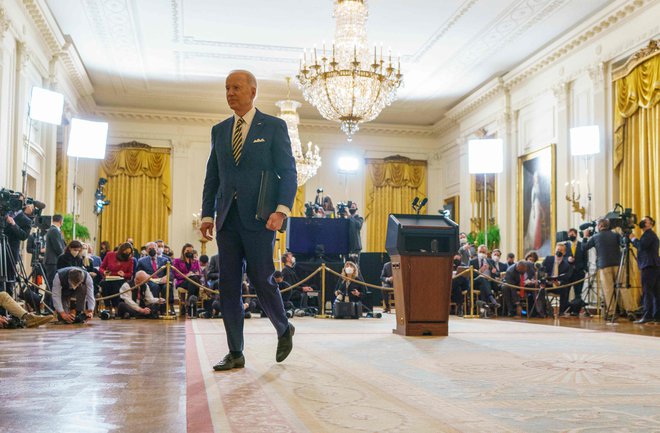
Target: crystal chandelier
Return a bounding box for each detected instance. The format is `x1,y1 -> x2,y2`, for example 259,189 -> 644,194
297,0 -> 403,141
276,78 -> 322,186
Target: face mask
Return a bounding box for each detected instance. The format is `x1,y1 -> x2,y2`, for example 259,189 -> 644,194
556,251 -> 564,258
453,259 -> 461,266
349,208 -> 357,215
148,249 -> 157,257
157,247 -> 164,255
477,253 -> 487,260
71,251 -> 80,257
493,255 -> 500,262
185,252 -> 194,259
639,221 -> 647,229
459,238 -> 467,245
568,235 -> 577,242
291,257 -> 296,264
345,267 -> 354,275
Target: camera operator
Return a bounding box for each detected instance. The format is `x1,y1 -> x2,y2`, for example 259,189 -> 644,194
628,216 -> 660,324
584,218 -> 630,319
1,201 -> 34,295
342,201 -> 363,261
52,267 -> 95,323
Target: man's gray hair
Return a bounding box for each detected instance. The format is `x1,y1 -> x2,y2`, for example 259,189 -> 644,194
598,218 -> 610,230
228,70 -> 257,89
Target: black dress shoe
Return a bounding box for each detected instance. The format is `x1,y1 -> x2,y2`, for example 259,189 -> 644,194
634,316 -> 653,324
213,353 -> 245,371
276,323 -> 295,363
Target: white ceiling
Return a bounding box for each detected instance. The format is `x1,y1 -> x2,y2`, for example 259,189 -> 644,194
46,0 -> 614,126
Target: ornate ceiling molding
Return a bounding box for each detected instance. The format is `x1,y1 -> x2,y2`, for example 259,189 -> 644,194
612,39 -> 659,80
0,5 -> 10,40
445,78 -> 507,121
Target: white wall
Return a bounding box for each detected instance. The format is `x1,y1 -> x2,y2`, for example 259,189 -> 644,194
432,0 -> 660,257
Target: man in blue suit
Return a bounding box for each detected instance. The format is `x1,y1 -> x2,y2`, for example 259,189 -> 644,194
629,216 -> 660,324
201,70 -> 298,371
539,243 -> 573,317
136,242 -> 173,313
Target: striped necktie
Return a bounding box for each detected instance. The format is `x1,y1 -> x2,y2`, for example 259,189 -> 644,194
232,117 -> 246,164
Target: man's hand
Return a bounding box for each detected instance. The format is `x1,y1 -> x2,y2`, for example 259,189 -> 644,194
0,316 -> 8,326
201,222 -> 214,241
302,286 -> 313,292
266,212 -> 286,231
568,256 -> 575,264
59,311 -> 74,323
5,216 -> 15,226
85,311 -> 93,320
140,307 -> 151,315
351,289 -> 360,297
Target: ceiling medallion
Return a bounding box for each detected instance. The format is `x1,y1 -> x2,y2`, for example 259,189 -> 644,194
276,78 -> 322,186
296,0 -> 403,141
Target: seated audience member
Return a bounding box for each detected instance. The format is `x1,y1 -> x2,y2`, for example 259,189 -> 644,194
273,271 -> 294,311
380,261 -> 394,313
201,254 -> 221,318
155,239 -> 170,262
117,271 -> 164,319
525,251 -> 539,264
540,243 -> 573,316
451,254 -> 468,316
0,291 -> 53,328
56,240 -> 84,269
136,242 -> 173,313
100,242 -> 135,313
490,248 -> 508,295
334,261 -> 364,304
163,245 -> 174,259
281,252 -> 315,308
52,267 -> 95,323
469,244 -> 500,309
172,243 -> 202,317
199,255 -> 210,285
503,261 -> 536,317
84,243 -> 102,268
81,242 -> 102,295
506,252 -> 516,267
99,240 -> 111,261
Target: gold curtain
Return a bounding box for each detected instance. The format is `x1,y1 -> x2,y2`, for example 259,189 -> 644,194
98,142 -> 172,249
613,40 -> 660,307
365,157 -> 427,252
54,140 -> 68,215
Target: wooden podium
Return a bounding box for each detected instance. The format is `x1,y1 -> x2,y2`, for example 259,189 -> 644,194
385,214 -> 459,336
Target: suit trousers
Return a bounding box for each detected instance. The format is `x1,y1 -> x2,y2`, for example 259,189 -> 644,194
640,267 -> 660,319
217,200 -> 289,353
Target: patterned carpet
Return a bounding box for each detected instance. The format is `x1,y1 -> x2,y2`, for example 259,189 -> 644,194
187,315 -> 660,433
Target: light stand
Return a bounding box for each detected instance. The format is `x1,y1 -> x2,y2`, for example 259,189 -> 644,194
468,139 -> 503,248
22,87 -> 64,194
67,118 -> 109,240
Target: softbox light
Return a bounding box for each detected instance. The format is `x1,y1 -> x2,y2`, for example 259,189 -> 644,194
67,118 -> 108,159
29,87 -> 64,125
570,125 -> 600,156
468,139 -> 503,174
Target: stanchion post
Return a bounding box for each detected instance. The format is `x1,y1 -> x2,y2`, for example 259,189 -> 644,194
320,263 -> 327,317
162,262 -> 176,320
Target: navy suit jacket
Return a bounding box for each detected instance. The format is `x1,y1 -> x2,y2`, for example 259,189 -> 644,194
541,256 -> 572,286
136,255 -> 170,279
565,240 -> 589,274
632,230 -> 660,269
201,109 -> 298,232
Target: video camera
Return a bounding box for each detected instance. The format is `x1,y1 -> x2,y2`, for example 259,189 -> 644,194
337,201 -> 348,217
304,202 -> 322,218
605,203 -> 637,235
0,188 -> 24,216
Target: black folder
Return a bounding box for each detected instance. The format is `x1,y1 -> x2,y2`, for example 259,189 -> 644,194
256,170 -> 281,223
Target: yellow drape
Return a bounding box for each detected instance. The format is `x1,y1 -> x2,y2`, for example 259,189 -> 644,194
98,143 -> 172,249
613,43 -> 660,307
365,158 -> 427,252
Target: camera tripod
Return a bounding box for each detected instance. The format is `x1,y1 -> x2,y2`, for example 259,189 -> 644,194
607,236 -> 637,324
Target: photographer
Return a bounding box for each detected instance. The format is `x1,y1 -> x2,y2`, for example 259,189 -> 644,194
503,260 -> 536,317
344,202 -> 363,260
117,271 -> 164,319
52,267 -> 95,323
44,214 -> 66,303
0,291 -> 53,328
629,216 -> 660,324
584,218 -> 630,319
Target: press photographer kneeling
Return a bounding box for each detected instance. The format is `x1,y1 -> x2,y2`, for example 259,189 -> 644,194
52,267 -> 95,324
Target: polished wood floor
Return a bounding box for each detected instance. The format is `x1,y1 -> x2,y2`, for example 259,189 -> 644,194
0,320 -> 186,433
0,314 -> 656,433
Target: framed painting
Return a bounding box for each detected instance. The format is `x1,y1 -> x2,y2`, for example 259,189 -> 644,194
518,144 -> 555,259
443,195 -> 459,224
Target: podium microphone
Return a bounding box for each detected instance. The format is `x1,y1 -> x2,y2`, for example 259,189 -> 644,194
411,197 -> 419,210
416,198 -> 427,215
